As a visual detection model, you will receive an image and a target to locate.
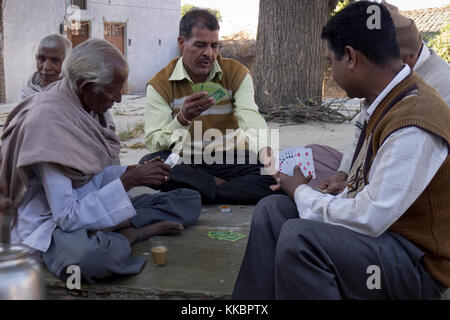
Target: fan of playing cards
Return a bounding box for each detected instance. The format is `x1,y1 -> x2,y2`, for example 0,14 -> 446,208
275,147 -> 316,179
192,81 -> 229,105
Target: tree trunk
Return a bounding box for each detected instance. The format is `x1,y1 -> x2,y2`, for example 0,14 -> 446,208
0,0 -> 5,103
254,0 -> 336,113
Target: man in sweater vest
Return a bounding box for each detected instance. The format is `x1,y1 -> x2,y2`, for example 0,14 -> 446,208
232,1 -> 449,299
140,9 -> 280,204
319,1 -> 450,195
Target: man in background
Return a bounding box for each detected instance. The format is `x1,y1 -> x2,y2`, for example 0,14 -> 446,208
141,9 -> 279,204
319,1 -> 450,195
18,33 -> 119,153
18,34 -> 72,100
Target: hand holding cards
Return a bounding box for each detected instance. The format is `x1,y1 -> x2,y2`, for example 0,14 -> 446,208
178,82 -> 226,124
275,147 -> 316,179
191,81 -> 229,105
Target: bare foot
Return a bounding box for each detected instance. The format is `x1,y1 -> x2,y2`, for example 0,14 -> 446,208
214,176 -> 226,186
119,221 -> 184,244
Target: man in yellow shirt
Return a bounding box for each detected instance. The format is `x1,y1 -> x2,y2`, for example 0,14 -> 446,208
141,9 -> 280,204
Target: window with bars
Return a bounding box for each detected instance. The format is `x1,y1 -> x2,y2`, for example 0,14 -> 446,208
71,0 -> 87,10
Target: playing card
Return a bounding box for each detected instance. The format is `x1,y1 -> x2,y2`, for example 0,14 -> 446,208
191,81 -> 229,105
208,231 -> 246,242
191,82 -> 204,93
209,87 -> 227,103
164,153 -> 180,168
275,147 -> 316,179
297,148 -> 315,178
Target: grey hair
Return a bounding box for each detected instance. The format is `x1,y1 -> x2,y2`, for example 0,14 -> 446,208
38,34 -> 73,59
62,39 -> 127,94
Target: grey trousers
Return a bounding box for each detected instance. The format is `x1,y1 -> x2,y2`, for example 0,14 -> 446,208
231,195 -> 446,300
42,188 -> 201,283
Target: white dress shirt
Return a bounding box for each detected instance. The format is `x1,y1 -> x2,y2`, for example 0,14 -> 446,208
414,43 -> 431,71
294,65 -> 448,237
10,164 -> 137,253
338,46 -> 440,175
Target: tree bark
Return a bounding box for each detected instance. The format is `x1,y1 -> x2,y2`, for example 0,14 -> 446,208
254,0 -> 336,112
0,0 -> 5,103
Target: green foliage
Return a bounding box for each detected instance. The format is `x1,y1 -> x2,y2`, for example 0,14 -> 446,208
422,32 -> 440,44
181,3 -> 195,16
181,4 -> 222,22
118,122 -> 145,142
428,23 -> 450,62
332,0 -> 356,15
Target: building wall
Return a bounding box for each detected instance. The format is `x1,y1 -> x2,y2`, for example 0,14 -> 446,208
3,0 -> 181,102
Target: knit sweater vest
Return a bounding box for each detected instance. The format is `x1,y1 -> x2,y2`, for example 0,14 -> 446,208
347,72 -> 450,286
148,55 -> 249,152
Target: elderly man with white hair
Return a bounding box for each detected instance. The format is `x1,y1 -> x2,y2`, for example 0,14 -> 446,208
18,34 -> 72,100
18,34 -> 119,139
0,39 -> 201,283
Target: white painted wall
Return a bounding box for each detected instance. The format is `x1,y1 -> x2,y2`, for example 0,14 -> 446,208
3,0 -> 181,102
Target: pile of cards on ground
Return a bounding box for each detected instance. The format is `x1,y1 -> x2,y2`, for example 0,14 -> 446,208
192,81 -> 229,105
275,147 -> 316,179
208,231 -> 246,242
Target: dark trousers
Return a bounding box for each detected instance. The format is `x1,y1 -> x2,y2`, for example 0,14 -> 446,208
231,195 -> 446,300
139,150 -> 282,204
42,189 -> 201,283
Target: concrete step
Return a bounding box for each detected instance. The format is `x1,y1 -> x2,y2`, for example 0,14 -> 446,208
41,203 -> 450,300
43,204 -> 253,300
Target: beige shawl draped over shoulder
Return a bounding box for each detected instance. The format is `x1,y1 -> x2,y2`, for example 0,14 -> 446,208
0,78 -> 121,209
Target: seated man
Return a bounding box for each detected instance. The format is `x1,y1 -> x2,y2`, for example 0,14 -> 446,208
141,9 -> 280,204
319,0 -> 450,194
0,39 -> 201,283
18,34 -> 118,138
232,1 -> 449,299
18,34 -> 72,100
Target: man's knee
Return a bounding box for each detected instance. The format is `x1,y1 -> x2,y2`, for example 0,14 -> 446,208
72,232 -> 132,282
71,232 -> 113,267
175,189 -> 202,226
252,195 -> 290,227
275,219 -> 323,266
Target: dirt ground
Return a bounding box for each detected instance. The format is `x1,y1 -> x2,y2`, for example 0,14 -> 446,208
112,95 -> 360,165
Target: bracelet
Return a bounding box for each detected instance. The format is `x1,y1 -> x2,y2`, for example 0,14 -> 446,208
178,109 -> 192,126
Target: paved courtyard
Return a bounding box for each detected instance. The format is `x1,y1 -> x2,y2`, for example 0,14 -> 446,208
2,96 -> 448,300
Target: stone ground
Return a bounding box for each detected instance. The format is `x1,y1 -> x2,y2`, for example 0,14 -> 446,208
1,96 -> 448,300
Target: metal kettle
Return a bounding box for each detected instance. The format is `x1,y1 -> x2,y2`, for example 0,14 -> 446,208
0,192 -> 45,300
